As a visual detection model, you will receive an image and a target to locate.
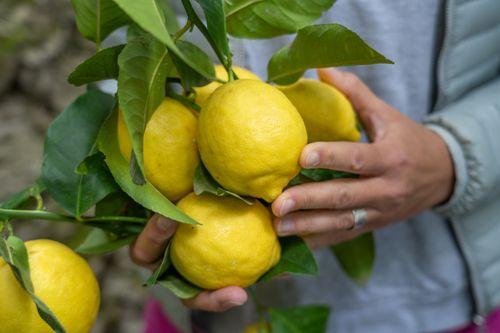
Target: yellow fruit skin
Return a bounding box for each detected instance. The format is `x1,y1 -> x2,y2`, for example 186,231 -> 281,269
117,109 -> 133,161
171,193 -> 281,290
194,65 -> 261,109
0,240 -> 100,333
143,98 -> 199,202
243,322 -> 270,333
198,80 -> 307,202
278,78 -> 361,143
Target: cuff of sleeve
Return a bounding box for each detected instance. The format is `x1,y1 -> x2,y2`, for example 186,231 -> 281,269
425,124 -> 468,216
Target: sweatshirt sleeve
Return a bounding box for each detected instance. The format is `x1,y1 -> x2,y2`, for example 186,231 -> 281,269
423,77 -> 500,217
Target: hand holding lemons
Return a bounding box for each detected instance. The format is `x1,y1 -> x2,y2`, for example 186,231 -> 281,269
0,240 -> 100,333
171,193 -> 281,290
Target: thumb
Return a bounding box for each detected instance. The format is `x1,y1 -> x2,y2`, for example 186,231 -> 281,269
317,68 -> 389,140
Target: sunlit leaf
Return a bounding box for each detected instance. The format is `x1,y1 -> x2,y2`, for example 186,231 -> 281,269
269,305 -> 330,333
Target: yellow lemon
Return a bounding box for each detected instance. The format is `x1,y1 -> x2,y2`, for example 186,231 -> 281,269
194,65 -> 261,109
0,240 -> 100,333
170,193 -> 281,290
278,78 -> 361,142
243,322 -> 271,333
117,109 -> 133,161
198,80 -> 307,202
143,98 -> 199,202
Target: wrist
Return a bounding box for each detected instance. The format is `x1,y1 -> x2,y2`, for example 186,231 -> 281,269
427,129 -> 456,206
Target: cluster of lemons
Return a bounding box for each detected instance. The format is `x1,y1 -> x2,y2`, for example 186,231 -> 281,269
0,66 -> 359,333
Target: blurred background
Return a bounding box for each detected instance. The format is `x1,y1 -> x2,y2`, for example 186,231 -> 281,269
0,0 -> 193,331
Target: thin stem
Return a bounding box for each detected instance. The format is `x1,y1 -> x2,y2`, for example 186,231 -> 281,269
0,208 -> 147,224
173,20 -> 192,41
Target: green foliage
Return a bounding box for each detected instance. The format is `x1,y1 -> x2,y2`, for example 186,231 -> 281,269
98,109 -> 198,225
0,179 -> 45,211
117,35 -> 171,172
193,164 -> 252,204
225,0 -> 336,39
0,236 -> 65,333
112,0 -> 215,79
71,0 -> 129,48
193,0 -> 230,62
68,45 -> 125,86
268,24 -> 393,84
300,168 -> 358,182
269,305 -> 330,333
74,228 -> 136,254
260,236 -> 318,282
331,232 -> 376,285
171,40 -> 215,90
41,89 -> 118,217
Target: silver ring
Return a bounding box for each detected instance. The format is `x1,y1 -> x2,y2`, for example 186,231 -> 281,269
349,209 -> 368,230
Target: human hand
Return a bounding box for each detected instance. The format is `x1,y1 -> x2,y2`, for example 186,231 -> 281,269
130,214 -> 248,312
272,68 -> 455,248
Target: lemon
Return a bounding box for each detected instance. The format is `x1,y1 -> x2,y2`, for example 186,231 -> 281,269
198,80 -> 307,202
170,193 -> 281,290
117,109 -> 133,161
243,322 -> 271,333
118,98 -> 199,202
194,65 -> 261,109
0,240 -> 100,333
278,78 -> 361,142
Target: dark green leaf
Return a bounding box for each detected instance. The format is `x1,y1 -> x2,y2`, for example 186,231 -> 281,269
41,89 -> 118,217
158,269 -> 202,299
117,35 -> 171,172
166,90 -> 201,113
268,24 -> 394,84
71,0 -> 129,46
68,45 -> 125,86
74,228 -> 135,254
171,40 -> 215,90
260,236 -> 318,282
0,236 -> 66,333
95,190 -> 150,218
144,243 -> 171,286
225,0 -> 336,39
268,305 -> 330,333
98,108 -> 199,225
193,0 -> 230,62
331,232 -> 375,285
112,0 -> 215,80
130,152 -> 146,185
194,164 -> 253,205
0,179 -> 45,210
301,168 -> 357,182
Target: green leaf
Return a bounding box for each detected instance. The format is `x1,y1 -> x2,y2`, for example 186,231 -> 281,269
112,0 -> 215,79
194,164 -> 253,205
74,228 -> 136,254
117,35 -> 171,172
331,232 -> 375,285
166,90 -> 201,113
301,168 -> 357,182
71,0 -> 129,47
171,40 -> 215,90
268,305 -> 330,333
68,45 -> 125,86
260,236 -> 318,282
0,236 -> 66,333
144,243 -> 171,286
158,270 -> 202,299
225,0 -> 336,39
41,89 -> 118,217
193,0 -> 230,62
268,24 -> 394,84
98,108 -> 199,225
0,179 -> 45,210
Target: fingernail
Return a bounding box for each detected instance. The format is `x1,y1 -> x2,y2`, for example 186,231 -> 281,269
305,151 -> 320,168
279,199 -> 295,216
155,216 -> 173,232
276,218 -> 293,236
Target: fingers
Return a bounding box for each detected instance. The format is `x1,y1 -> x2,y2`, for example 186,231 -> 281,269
130,214 -> 178,268
182,286 -> 248,312
301,141 -> 387,175
272,178 -> 384,216
274,208 -> 379,237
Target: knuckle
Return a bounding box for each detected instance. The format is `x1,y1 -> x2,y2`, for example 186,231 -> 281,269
388,182 -> 411,207
350,147 -> 365,172
338,213 -> 354,230
297,192 -> 313,209
389,150 -> 410,169
332,186 -> 354,208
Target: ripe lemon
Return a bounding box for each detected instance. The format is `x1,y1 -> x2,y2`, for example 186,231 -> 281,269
243,322 -> 271,333
194,65 -> 261,109
118,98 -> 199,202
198,80 -> 307,202
117,109 -> 133,161
0,240 -> 100,333
278,78 -> 361,142
170,193 -> 281,290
